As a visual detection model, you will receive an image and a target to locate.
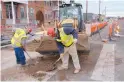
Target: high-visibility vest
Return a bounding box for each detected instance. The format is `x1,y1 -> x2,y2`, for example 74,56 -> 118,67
11,28 -> 27,47
59,28 -> 74,47
115,25 -> 120,33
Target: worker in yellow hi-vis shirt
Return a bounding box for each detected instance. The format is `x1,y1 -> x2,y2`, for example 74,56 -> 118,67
11,27 -> 32,66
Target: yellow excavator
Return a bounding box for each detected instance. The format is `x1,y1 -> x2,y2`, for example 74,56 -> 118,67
35,0 -> 90,55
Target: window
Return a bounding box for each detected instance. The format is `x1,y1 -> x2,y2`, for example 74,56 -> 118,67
14,5 -> 17,19
29,8 -> 34,19
46,1 -> 50,6
50,1 -> 51,7
44,1 -> 49,6
44,1 -> 47,6
60,7 -> 79,20
45,14 -> 47,20
50,1 -> 54,7
20,7 -> 25,18
48,13 -> 52,19
6,4 -> 12,19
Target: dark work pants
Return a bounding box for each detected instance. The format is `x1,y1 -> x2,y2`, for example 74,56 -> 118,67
14,47 -> 26,65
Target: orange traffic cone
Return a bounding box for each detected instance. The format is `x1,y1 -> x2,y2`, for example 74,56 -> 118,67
108,24 -> 113,41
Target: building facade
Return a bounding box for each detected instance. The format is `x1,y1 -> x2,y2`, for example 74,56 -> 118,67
1,1 -> 28,25
1,0 -> 59,26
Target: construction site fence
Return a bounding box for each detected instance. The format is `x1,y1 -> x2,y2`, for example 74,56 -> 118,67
90,21 -> 108,36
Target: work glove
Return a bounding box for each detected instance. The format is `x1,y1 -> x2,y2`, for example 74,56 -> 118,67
55,38 -> 61,42
73,39 -> 78,44
56,39 -> 62,42
23,48 -> 26,51
60,53 -> 64,59
29,33 -> 35,36
21,46 -> 26,51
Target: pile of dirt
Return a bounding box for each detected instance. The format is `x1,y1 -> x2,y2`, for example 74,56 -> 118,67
23,56 -> 59,80
26,40 -> 41,51
35,36 -> 58,52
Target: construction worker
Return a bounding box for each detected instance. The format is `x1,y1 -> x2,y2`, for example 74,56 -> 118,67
11,27 -> 32,66
114,21 -> 120,37
47,26 -> 81,74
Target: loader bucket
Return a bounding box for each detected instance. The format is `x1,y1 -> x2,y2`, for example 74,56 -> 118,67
35,32 -> 90,55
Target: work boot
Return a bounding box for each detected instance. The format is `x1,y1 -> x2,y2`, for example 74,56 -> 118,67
58,66 -> 68,70
21,63 -> 28,67
17,62 -> 21,64
74,69 -> 80,74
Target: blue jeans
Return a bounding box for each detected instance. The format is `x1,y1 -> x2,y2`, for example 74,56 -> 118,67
14,47 -> 26,65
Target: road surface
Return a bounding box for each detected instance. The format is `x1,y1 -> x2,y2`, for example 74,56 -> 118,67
1,19 -> 124,81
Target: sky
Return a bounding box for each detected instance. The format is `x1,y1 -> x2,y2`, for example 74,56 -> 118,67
63,0 -> 124,17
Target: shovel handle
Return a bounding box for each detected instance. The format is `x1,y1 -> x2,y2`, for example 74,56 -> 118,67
53,57 -> 61,65
24,51 -> 33,60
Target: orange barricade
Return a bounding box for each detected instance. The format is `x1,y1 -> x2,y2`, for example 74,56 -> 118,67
91,23 -> 97,34
97,23 -> 101,30
108,24 -> 113,40
96,22 -> 99,30
102,22 -> 104,27
91,21 -> 108,36
91,24 -> 94,34
100,23 -> 102,29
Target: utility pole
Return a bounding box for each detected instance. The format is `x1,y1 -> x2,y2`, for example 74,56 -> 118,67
99,0 -> 101,22
86,0 -> 88,23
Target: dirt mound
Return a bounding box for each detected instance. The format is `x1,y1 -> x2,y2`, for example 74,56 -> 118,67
23,56 -> 59,80
26,40 -> 41,51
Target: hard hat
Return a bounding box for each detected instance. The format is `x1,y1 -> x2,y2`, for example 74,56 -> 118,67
27,28 -> 32,33
47,28 -> 55,37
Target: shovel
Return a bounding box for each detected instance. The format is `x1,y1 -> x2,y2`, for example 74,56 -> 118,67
24,50 -> 36,66
48,56 -> 62,71
48,50 -> 67,71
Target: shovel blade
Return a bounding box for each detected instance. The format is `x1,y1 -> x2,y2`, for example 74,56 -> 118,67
47,64 -> 57,71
